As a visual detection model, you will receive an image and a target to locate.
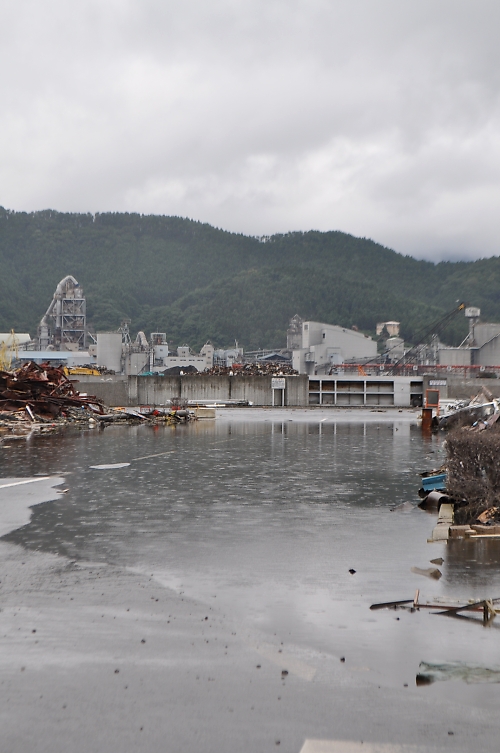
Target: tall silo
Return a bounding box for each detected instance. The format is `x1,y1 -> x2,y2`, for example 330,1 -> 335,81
96,333 -> 122,373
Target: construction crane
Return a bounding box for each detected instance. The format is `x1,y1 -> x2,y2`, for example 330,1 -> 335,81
388,302 -> 466,374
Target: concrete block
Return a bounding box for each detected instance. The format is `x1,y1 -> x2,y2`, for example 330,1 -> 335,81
449,525 -> 473,538
195,407 -> 216,419
471,524 -> 492,534
430,523 -> 450,541
437,503 -> 454,524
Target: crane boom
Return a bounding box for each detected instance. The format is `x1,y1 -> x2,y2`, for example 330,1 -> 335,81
388,302 -> 466,373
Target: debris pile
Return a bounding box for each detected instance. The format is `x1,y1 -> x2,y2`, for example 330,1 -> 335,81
414,387 -> 500,527
98,405 -> 195,425
201,362 -> 298,376
446,425 -> 500,524
437,388 -> 499,430
0,362 -> 200,440
0,361 -> 105,420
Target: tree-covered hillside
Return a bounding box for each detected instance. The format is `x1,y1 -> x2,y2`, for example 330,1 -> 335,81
0,207 -> 496,350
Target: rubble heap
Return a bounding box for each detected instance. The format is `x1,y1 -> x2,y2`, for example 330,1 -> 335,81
446,421 -> 500,524
0,362 -> 197,440
201,362 -> 298,376
0,361 -> 105,420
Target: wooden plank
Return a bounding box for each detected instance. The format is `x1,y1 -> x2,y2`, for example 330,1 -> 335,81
436,597 -> 500,616
369,599 -> 414,611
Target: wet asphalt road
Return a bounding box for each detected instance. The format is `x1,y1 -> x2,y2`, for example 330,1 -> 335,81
1,539 -> 497,753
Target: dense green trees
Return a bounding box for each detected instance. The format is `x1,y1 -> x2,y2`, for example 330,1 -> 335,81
0,206 -> 494,350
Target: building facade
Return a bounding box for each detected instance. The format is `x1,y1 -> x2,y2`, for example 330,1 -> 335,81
292,320 -> 377,375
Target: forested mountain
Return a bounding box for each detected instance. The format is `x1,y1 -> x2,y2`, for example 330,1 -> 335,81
0,206 -> 498,351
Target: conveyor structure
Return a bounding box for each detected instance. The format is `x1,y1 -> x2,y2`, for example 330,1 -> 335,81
37,275 -> 87,350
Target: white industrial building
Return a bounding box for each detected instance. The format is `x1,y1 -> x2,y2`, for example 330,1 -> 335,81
162,343 -> 214,372
385,337 -> 405,362
88,333 -> 215,375
438,310 -> 500,368
214,346 -> 244,368
291,319 -> 377,375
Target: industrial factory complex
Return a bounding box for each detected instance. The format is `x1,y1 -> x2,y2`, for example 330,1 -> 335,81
2,276 -> 500,408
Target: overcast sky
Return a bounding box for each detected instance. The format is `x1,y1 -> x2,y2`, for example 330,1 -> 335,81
1,1 -> 499,261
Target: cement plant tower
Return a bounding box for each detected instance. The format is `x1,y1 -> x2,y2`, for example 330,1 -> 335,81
37,275 -> 87,351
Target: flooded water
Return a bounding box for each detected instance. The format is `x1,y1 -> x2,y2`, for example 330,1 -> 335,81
2,410 -> 500,705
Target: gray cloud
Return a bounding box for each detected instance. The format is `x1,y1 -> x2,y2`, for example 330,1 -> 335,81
1,0 -> 499,260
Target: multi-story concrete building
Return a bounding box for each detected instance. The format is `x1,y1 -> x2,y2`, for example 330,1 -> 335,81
292,320 -> 377,375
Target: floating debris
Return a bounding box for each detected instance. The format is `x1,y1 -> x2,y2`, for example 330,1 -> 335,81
411,567 -> 442,580
90,463 -> 131,470
370,598 -> 414,611
371,592 -> 500,626
390,501 -> 415,512
417,661 -> 500,685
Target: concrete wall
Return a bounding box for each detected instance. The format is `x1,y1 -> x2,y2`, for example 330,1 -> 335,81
76,375 -> 308,407
76,373 -> 500,407
124,351 -> 149,376
76,377 -> 130,406
438,347 -> 471,366
476,337 -> 500,367
473,323 -> 500,348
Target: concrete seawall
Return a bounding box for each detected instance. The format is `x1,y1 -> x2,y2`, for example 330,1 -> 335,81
76,374 -> 309,407
74,372 -> 500,408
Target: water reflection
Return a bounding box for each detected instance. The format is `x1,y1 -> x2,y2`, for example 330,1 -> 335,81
446,539 -> 500,588
1,414 -> 500,699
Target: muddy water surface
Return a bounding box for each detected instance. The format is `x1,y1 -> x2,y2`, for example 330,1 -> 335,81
2,410 -> 500,706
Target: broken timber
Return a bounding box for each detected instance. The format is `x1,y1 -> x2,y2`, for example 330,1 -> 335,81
434,598 -> 500,624
370,591 -> 500,625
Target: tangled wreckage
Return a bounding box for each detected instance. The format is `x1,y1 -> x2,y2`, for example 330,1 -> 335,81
435,388 -> 499,431
0,362 -> 196,439
418,388 -> 500,538
0,361 -> 105,418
